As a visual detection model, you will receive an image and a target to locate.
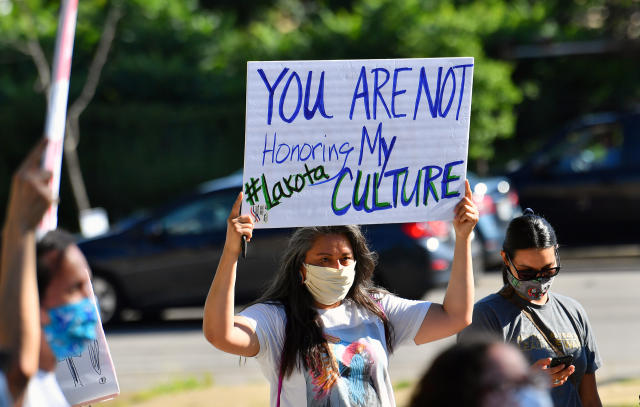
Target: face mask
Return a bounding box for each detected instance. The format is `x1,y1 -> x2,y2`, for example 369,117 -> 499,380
514,386 -> 553,407
303,262 -> 356,305
507,273 -> 555,301
43,297 -> 98,360
482,385 -> 552,407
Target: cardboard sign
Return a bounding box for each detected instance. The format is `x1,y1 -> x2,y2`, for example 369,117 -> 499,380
55,287 -> 119,406
242,57 -> 474,228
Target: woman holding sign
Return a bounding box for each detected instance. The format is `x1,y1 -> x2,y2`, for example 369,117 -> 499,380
203,181 -> 478,406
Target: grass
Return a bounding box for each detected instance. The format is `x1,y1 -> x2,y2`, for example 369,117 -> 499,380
103,375 -> 213,406
597,378 -> 640,407
393,380 -> 413,390
130,375 -> 212,403
100,375 -> 640,407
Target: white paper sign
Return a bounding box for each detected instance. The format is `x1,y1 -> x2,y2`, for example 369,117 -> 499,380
55,287 -> 119,406
243,57 -> 474,228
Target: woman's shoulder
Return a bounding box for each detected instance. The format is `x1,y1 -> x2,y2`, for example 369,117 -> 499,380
475,292 -> 507,308
368,291 -> 431,322
471,292 -> 522,320
372,291 -> 424,308
546,292 -> 597,334
548,292 -> 588,315
243,300 -> 285,310
549,291 -> 581,305
239,301 -> 286,323
366,287 -> 389,301
363,289 -> 395,310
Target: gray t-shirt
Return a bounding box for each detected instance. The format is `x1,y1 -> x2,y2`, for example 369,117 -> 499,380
458,290 -> 601,407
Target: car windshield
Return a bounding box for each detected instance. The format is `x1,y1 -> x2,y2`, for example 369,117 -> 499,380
146,190 -> 237,236
537,122 -> 624,174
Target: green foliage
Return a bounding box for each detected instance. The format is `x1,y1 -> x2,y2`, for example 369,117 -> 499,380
1,0 -> 638,229
205,0 -> 524,160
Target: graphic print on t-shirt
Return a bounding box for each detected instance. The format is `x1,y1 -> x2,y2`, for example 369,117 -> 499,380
305,322 -> 383,407
518,332 -> 581,352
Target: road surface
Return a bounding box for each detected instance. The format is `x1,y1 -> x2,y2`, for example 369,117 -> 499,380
104,257 -> 640,392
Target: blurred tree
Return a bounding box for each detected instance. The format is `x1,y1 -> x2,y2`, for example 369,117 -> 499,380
0,0 -> 231,226
484,0 -> 640,166
1,0 -> 638,229
201,0 -> 524,163
0,0 -> 122,223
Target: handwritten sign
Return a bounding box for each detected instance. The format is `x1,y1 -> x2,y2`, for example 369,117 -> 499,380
55,287 -> 119,406
243,57 -> 474,228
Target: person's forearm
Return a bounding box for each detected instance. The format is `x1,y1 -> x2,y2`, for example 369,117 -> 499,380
441,236 -> 474,328
580,392 -> 602,407
579,373 -> 602,407
202,244 -> 239,347
0,222 -> 41,395
581,398 -> 603,407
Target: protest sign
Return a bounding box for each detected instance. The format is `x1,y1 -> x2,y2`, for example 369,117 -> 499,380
38,0 -> 78,236
243,57 -> 474,228
54,286 -> 119,406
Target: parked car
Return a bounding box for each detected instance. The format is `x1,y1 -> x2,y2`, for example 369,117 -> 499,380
80,172 -> 481,324
509,110 -> 640,246
467,172 -> 521,268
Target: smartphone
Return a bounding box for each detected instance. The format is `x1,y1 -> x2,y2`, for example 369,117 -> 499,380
549,355 -> 574,368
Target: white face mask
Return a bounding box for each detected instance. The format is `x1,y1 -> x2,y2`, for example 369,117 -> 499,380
303,262 -> 356,305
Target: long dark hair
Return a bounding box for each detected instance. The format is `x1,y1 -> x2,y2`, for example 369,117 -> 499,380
501,209 -> 558,284
253,225 -> 394,378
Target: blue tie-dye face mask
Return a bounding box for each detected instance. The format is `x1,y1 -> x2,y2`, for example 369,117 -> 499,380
43,297 -> 98,360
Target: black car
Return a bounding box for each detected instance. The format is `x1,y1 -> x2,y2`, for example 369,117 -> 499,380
80,172 -> 475,324
509,110 -> 640,246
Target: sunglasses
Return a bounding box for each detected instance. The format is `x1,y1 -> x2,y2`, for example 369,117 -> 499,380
505,247 -> 561,281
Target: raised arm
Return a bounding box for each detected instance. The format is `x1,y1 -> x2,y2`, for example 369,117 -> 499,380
414,180 -> 478,344
202,192 -> 259,357
0,139 -> 54,399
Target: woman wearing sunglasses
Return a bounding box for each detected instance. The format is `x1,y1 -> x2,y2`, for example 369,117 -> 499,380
458,209 -> 602,407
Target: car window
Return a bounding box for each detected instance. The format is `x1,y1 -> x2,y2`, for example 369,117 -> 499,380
150,190 -> 236,236
538,123 -> 624,174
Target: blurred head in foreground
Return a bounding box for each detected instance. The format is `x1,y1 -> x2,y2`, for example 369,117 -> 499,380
408,336 -> 552,407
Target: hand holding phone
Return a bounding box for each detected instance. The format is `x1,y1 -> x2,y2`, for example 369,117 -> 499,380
549,355 -> 574,368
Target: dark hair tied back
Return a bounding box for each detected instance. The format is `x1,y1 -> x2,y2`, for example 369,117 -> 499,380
501,209 -> 557,284
503,209 -> 557,256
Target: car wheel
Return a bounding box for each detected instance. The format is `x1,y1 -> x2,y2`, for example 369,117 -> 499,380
92,275 -> 120,324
